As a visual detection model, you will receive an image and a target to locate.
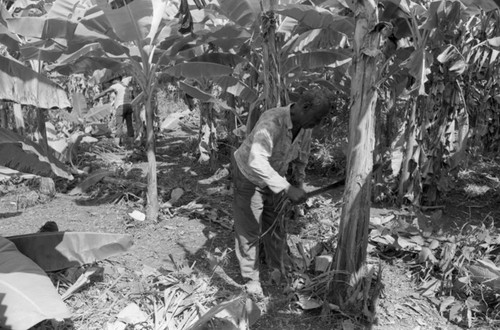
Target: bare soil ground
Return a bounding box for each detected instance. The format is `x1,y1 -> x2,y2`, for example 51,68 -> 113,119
1,112 -> 499,330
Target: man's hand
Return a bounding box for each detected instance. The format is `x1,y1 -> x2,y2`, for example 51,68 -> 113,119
285,185 -> 307,204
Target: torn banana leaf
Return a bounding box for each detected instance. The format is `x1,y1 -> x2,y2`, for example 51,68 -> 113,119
6,232 -> 133,272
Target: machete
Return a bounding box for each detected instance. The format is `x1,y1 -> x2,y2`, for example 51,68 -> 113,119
304,177 -> 346,199
303,163 -> 381,200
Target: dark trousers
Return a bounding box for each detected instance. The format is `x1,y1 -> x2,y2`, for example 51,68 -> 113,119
115,104 -> 134,138
232,161 -> 287,282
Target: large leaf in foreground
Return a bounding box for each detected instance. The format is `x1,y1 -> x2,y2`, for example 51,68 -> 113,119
0,237 -> 71,330
0,128 -> 73,180
7,232 -> 133,272
0,55 -> 71,109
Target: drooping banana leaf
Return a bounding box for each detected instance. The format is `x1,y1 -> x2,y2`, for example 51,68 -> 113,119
216,76 -> 258,103
3,14 -> 77,40
282,50 -> 352,75
216,0 -> 260,28
0,128 -> 73,180
165,62 -> 233,80
19,38 -> 68,63
194,24 -> 251,52
0,23 -> 20,52
94,0 -> 154,43
0,54 -> 71,109
7,232 -> 133,272
188,53 -> 247,68
0,236 -> 71,330
275,4 -> 355,34
179,81 -> 217,103
46,42 -> 125,76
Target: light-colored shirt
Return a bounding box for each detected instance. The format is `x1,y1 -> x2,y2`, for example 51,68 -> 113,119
109,82 -> 132,108
234,105 -> 312,194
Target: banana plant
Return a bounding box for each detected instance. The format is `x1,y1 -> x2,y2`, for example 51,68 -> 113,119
378,0 -> 500,206
330,0 -> 386,314
0,2 -> 75,178
1,0 -> 206,221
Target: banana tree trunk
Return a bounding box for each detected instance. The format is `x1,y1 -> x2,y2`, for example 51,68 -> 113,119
398,98 -> 417,204
261,10 -> 281,111
372,100 -> 383,201
0,102 -> 7,128
199,102 -> 217,169
331,0 -> 379,305
247,4 -> 282,134
226,94 -> 238,149
37,107 -> 52,162
145,92 -> 159,221
13,103 -> 25,135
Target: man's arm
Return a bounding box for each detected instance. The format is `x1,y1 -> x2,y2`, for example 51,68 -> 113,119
246,123 -> 307,203
93,85 -> 115,100
248,126 -> 290,194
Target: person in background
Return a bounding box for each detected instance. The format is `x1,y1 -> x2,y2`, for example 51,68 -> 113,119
232,89 -> 332,298
94,77 -> 134,147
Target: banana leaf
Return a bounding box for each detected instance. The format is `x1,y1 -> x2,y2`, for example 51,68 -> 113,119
276,4 -> 355,33
0,54 -> 71,109
216,0 -> 260,28
216,76 -> 257,103
68,170 -> 114,195
0,166 -> 38,182
0,128 -> 73,180
165,62 -> 232,80
6,232 -> 133,272
282,50 -> 352,75
84,103 -> 113,123
0,236 -> 71,330
0,24 -> 20,52
94,0 -> 154,43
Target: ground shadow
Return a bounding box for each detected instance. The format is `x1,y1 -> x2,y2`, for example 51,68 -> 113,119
0,212 -> 22,219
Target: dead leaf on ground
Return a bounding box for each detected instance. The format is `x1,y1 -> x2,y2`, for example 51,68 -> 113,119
117,303 -> 148,324
295,294 -> 322,310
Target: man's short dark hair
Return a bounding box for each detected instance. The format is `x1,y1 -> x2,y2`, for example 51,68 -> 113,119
299,88 -> 333,111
